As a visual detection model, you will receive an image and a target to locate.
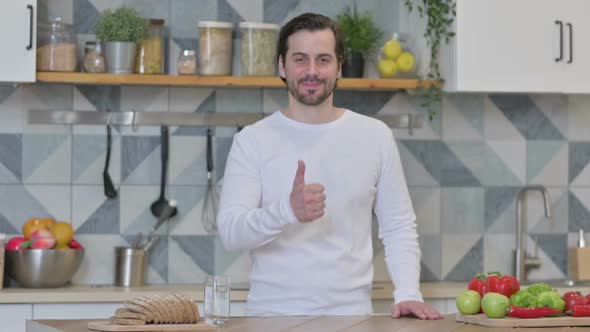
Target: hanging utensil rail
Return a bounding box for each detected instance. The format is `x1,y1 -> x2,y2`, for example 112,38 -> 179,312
27,110 -> 423,133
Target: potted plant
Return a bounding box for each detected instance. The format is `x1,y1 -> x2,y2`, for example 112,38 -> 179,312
95,7 -> 148,74
336,5 -> 382,78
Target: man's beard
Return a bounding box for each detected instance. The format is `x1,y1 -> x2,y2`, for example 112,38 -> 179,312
287,76 -> 337,106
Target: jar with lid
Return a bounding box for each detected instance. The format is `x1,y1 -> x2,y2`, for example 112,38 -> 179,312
83,41 -> 106,73
198,21 -> 233,75
37,17 -> 77,72
177,50 -> 197,75
135,19 -> 165,74
239,22 -> 280,76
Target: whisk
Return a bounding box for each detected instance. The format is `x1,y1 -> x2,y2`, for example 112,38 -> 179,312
202,127 -> 219,234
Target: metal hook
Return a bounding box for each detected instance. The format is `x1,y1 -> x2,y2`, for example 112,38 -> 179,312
131,110 -> 138,132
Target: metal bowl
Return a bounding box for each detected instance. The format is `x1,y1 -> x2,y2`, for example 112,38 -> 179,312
5,249 -> 84,288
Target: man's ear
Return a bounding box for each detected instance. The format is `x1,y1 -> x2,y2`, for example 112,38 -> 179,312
278,55 -> 286,79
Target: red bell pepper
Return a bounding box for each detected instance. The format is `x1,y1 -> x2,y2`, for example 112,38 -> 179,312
508,306 -> 562,318
485,272 -> 502,294
468,273 -> 487,296
496,274 -> 520,298
569,305 -> 590,317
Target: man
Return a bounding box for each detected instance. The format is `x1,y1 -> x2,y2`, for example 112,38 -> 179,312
217,12 -> 442,320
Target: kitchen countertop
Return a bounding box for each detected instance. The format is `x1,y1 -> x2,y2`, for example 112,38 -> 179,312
5,281 -> 590,304
0,282 -> 466,304
25,315 -> 590,332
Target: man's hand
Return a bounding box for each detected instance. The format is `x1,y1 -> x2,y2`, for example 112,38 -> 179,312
290,160 -> 326,222
391,301 -> 443,320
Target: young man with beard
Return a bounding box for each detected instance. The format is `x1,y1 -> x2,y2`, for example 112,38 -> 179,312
217,13 -> 442,319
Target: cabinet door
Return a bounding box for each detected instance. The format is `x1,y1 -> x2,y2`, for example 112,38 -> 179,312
444,0 -> 562,92
0,1 -> 36,82
0,304 -> 32,332
561,0 -> 590,93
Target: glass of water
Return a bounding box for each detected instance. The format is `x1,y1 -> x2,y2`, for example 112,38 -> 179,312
204,275 -> 230,325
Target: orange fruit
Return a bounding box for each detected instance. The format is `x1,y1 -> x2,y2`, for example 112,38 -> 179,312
40,217 -> 55,228
49,222 -> 74,247
23,217 -> 50,239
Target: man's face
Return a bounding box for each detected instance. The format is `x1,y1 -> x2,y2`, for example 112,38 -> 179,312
279,29 -> 341,106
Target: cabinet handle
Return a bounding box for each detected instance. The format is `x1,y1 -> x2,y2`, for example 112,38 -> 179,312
555,20 -> 563,62
26,4 -> 33,51
567,22 -> 573,63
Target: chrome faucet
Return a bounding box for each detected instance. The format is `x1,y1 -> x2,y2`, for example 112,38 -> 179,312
515,185 -> 551,282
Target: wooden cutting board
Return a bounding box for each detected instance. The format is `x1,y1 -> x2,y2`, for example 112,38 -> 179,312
456,312 -> 590,327
88,320 -> 217,331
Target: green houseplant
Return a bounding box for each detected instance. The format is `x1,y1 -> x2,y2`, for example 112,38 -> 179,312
404,0 -> 456,120
336,5 -> 382,78
95,7 -> 148,74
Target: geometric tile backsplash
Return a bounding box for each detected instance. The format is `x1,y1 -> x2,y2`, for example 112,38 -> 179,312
1,0 -> 590,287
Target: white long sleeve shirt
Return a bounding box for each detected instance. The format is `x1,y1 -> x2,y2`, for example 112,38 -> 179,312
217,109 -> 423,316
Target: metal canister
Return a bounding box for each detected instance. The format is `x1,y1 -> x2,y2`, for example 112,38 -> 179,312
114,247 -> 145,287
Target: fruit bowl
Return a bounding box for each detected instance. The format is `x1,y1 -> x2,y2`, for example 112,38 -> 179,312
5,248 -> 84,288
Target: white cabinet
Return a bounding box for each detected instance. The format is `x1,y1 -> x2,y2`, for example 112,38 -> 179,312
0,304 -> 32,332
0,0 -> 37,83
434,0 -> 590,93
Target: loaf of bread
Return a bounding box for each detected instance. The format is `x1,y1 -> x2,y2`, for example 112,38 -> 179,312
110,292 -> 201,325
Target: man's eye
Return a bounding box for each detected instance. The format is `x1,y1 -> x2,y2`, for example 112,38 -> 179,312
319,57 -> 330,63
294,58 -> 304,62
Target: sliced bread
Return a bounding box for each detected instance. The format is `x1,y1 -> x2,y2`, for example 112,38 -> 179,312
124,300 -> 157,324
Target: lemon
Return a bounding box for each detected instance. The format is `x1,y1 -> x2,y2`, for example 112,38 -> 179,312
54,243 -> 70,250
383,40 -> 403,60
377,59 -> 397,78
396,52 -> 416,73
50,222 -> 74,247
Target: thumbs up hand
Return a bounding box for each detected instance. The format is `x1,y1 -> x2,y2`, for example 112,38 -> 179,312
290,160 -> 326,222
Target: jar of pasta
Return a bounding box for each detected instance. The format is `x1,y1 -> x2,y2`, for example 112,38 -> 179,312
36,17 -> 77,72
198,21 -> 233,75
135,19 -> 165,74
239,22 -> 280,76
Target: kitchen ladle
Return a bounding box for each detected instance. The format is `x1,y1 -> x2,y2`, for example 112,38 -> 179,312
103,114 -> 117,198
143,200 -> 177,252
150,126 -> 178,218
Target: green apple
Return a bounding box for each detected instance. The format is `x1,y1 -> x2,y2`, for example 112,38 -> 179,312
377,59 -> 397,78
481,292 -> 510,319
456,290 -> 482,315
383,40 -> 402,60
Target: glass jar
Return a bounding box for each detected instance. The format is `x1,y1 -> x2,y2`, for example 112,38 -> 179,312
378,32 -> 418,78
82,41 -> 106,73
239,22 -> 280,76
198,21 -> 233,75
36,17 -> 77,72
177,50 -> 197,75
135,19 -> 165,74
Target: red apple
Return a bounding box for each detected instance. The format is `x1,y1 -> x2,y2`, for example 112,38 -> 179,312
30,229 -> 56,249
5,236 -> 31,250
68,239 -> 83,249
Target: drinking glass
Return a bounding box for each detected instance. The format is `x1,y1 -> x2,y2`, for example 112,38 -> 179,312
204,274 -> 230,325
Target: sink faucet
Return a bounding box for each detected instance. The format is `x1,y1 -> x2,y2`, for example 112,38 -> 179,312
515,185 -> 551,282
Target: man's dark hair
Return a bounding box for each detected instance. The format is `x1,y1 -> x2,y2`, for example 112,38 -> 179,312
277,13 -> 344,83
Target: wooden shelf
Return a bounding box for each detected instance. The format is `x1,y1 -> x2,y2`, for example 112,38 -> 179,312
35,72 -> 437,90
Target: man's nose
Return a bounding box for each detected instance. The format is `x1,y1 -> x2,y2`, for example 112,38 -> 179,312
305,61 -> 318,75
